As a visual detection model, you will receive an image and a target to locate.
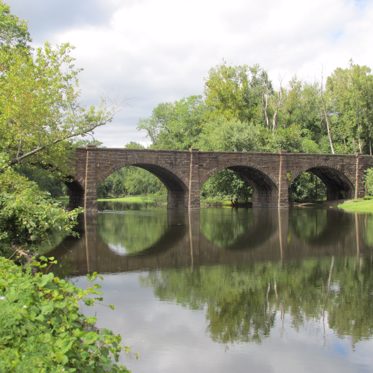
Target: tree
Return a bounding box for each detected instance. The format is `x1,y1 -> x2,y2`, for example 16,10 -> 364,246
0,43 -> 112,174
0,1 -> 30,48
204,63 -> 273,125
0,2 -> 112,250
0,1 -> 113,174
326,62 -> 373,154
138,95 -> 206,150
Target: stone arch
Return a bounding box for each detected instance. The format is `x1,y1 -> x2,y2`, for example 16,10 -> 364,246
200,164 -> 278,208
289,166 -> 354,202
97,162 -> 188,209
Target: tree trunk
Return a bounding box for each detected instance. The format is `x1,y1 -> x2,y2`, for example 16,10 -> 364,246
322,105 -> 335,154
263,93 -> 270,128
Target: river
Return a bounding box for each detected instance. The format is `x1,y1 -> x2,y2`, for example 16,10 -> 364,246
48,205 -> 373,373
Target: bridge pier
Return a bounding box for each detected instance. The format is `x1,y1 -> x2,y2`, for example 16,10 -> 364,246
188,149 -> 201,209
168,190 -> 188,209
83,147 -> 98,215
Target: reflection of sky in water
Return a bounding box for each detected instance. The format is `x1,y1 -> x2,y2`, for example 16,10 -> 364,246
73,273 -> 373,373
108,243 -> 127,256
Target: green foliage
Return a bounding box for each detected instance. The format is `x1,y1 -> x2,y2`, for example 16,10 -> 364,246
198,118 -> 268,152
0,1 -> 112,175
139,95 -> 206,150
204,63 -> 272,124
0,0 -> 30,48
18,165 -> 66,197
201,170 -> 252,202
365,168 -> 373,196
326,62 -> 373,154
0,256 -> 130,372
0,42 -> 112,173
0,2 -> 113,253
98,166 -> 165,198
270,124 -> 304,152
0,168 -> 79,255
290,172 -> 327,202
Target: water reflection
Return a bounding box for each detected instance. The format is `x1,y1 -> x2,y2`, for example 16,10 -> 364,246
50,208 -> 371,276
49,207 -> 373,372
200,208 -> 277,250
142,256 -> 373,345
98,209 -> 169,255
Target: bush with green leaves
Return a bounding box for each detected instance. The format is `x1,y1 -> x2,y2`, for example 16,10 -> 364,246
365,168 -> 373,196
0,167 -> 80,256
0,256 -> 130,372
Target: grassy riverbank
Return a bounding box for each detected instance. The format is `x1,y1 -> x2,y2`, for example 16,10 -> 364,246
338,197 -> 373,213
98,194 -> 166,204
98,194 -> 240,207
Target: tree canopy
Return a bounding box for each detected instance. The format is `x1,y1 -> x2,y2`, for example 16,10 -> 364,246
137,60 -> 373,201
0,1 -> 112,251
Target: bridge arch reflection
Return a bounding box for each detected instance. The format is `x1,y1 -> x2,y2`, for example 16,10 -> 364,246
48,207 -> 371,277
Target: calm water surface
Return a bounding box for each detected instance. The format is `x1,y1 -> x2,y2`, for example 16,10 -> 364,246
49,205 -> 373,373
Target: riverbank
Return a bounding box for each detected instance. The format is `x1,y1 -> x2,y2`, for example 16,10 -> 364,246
98,194 -> 166,204
338,197 -> 373,213
98,194 -> 242,207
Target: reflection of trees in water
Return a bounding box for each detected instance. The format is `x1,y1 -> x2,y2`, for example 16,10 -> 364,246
142,257 -> 373,345
289,209 -> 328,242
98,210 -> 168,254
200,209 -> 253,248
289,208 -> 353,245
364,215 -> 373,247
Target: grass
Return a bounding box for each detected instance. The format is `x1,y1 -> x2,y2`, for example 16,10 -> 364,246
338,196 -> 373,213
97,194 -> 166,204
201,196 -> 236,207
98,194 -> 236,207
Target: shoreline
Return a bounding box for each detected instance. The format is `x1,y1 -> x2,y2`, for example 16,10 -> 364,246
338,197 -> 373,213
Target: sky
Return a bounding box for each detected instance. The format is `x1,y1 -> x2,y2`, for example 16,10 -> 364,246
6,0 -> 373,147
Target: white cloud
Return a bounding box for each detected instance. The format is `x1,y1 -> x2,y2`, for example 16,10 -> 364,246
7,0 -> 373,146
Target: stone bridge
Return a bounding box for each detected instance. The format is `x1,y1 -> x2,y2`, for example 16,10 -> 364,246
68,147 -> 373,213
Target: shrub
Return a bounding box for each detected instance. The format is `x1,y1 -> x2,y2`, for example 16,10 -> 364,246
0,168 -> 80,256
0,257 -> 130,373
365,168 -> 373,196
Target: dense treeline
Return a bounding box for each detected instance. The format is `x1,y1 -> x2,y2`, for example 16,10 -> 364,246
100,62 -> 373,202
140,63 -> 373,154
